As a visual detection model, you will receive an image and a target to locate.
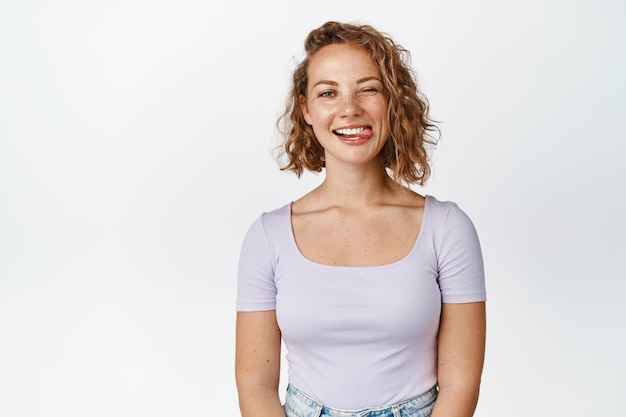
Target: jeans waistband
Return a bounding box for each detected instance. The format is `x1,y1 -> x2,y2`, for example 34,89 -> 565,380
283,384 -> 438,417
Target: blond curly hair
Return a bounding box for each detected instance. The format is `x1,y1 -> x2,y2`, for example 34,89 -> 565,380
276,21 -> 439,185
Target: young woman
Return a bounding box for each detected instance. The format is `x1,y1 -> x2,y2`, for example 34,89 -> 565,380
235,21 -> 486,417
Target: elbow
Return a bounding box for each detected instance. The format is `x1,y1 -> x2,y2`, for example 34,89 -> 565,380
437,375 -> 482,405
235,363 -> 280,396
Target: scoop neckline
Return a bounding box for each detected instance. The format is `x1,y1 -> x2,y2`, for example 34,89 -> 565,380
285,194 -> 431,270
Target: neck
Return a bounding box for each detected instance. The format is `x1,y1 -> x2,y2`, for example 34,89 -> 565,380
317,161 -> 399,207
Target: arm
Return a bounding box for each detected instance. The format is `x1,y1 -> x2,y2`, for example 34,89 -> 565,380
235,310 -> 286,417
431,302 -> 486,417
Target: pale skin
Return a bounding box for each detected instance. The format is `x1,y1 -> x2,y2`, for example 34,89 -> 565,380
235,43 -> 486,417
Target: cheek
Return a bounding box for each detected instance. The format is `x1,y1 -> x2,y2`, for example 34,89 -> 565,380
303,106 -> 329,127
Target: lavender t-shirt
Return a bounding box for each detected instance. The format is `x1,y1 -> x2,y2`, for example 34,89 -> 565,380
236,195 -> 486,410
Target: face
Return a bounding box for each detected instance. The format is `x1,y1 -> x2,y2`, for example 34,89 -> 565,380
301,43 -> 389,169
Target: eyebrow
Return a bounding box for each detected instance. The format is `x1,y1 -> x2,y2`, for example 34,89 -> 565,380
356,76 -> 382,84
311,76 -> 382,89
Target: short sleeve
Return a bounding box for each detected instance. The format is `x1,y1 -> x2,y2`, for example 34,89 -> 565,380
435,203 -> 486,303
236,214 -> 278,311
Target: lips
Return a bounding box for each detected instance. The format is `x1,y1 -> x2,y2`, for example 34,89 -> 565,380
333,126 -> 373,141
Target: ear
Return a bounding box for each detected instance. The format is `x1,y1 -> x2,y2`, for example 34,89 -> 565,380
299,95 -> 312,125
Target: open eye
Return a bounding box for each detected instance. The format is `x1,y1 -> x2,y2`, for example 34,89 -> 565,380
319,91 -> 335,98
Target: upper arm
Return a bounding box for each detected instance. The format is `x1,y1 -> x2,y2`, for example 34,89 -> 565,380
235,310 -> 282,390
437,302 -> 486,389
436,204 -> 486,304
237,215 -> 278,312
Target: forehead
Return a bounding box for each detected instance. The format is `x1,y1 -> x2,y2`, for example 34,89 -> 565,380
307,43 -> 380,82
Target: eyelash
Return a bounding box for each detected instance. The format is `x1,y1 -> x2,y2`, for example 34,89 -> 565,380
318,88 -> 379,98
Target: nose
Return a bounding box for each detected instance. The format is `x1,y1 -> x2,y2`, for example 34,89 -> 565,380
339,94 -> 362,117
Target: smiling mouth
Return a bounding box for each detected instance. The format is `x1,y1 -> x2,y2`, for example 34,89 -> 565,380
333,126 -> 373,140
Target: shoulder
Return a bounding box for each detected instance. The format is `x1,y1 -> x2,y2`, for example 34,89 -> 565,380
425,195 -> 475,226
425,194 -> 461,214
424,195 -> 480,248
241,203 -> 292,251
260,202 -> 291,227
246,203 -> 291,231
238,203 -> 292,275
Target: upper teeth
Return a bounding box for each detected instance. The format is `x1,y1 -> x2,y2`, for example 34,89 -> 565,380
335,127 -> 365,135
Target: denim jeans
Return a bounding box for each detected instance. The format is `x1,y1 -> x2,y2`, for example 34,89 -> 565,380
283,384 -> 438,417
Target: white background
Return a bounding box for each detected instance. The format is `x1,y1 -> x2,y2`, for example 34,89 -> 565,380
1,0 -> 624,416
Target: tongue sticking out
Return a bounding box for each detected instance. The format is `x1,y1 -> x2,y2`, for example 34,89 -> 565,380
357,128 -> 373,140
338,127 -> 373,141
